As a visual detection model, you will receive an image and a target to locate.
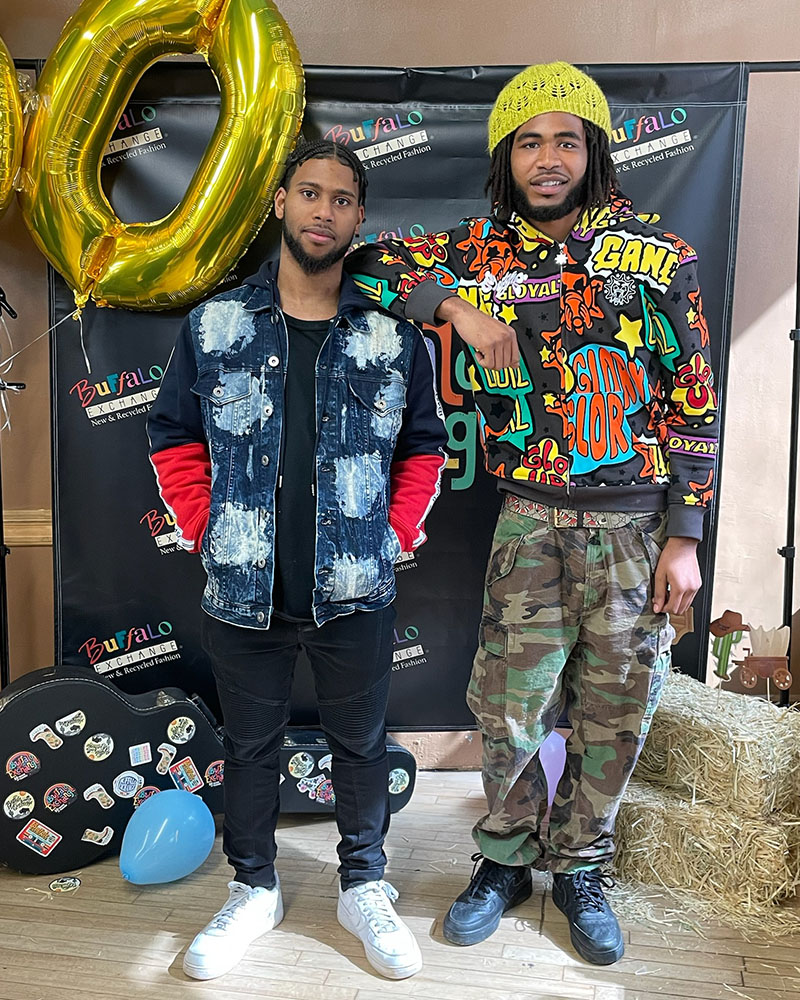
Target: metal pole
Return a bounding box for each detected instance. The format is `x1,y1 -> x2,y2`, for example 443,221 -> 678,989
0,381 -> 27,690
778,163 -> 800,706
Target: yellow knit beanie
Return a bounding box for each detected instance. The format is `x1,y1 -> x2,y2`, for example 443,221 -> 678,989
488,61 -> 612,151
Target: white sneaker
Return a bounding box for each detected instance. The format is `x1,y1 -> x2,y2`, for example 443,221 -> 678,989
183,877 -> 284,980
337,879 -> 422,979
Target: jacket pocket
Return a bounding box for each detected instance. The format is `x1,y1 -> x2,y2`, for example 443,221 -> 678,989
192,369 -> 255,438
347,375 -> 406,446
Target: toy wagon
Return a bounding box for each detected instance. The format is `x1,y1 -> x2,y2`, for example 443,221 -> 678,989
735,654 -> 792,691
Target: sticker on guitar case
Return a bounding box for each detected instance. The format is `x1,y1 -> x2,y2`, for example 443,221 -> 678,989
112,771 -> 145,798
29,724 -> 63,750
316,778 -> 335,804
205,760 -> 224,787
128,742 -> 152,766
55,710 -> 86,737
169,756 -> 204,793
16,818 -> 62,856
167,717 -> 196,744
3,790 -> 35,820
83,783 -> 115,809
84,733 -> 114,762
155,743 -> 177,775
388,768 -> 410,794
6,751 -> 40,782
132,786 -> 160,809
297,774 -> 325,799
81,825 -> 114,846
43,783 -> 77,813
288,752 -> 314,778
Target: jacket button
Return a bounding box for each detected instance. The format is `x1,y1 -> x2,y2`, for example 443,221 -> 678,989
375,399 -> 386,411
321,414 -> 330,422
263,403 -> 273,417
267,355 -> 280,367
212,385 -> 224,397
256,611 -> 265,623
261,455 -> 269,466
257,558 -> 266,569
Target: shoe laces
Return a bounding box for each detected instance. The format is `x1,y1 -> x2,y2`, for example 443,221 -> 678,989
349,880 -> 401,934
465,852 -> 521,901
208,881 -> 264,932
566,869 -> 616,912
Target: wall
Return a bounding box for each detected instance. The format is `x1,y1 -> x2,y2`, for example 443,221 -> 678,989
0,1 -> 798,686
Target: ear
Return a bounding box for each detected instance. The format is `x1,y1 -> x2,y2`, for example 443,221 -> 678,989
274,186 -> 287,220
355,204 -> 365,234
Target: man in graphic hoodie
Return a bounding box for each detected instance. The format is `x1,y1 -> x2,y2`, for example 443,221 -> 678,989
147,140 -> 447,981
347,62 -> 718,964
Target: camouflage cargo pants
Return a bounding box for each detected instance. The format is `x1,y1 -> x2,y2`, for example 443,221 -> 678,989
467,499 -> 675,873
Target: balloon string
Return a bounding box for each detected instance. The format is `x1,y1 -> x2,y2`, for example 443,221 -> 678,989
0,309 -> 80,369
77,310 -> 92,375
0,312 -> 14,376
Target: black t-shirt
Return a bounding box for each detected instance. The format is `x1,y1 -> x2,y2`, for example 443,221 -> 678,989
272,314 -> 332,621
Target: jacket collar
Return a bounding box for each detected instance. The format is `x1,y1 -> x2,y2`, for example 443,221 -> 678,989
241,257 -> 375,332
505,195 -> 637,248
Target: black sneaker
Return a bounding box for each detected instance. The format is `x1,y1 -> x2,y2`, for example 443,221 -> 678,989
442,853 -> 532,946
552,870 -> 624,965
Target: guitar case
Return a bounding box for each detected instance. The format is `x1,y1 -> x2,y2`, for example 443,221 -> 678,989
0,665 -> 225,875
0,666 -> 417,875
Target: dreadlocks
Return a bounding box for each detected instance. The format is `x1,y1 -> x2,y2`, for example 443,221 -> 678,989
280,138 -> 368,206
485,121 -> 617,222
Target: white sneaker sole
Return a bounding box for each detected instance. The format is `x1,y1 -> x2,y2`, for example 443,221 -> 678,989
337,903 -> 423,980
183,897 -> 285,980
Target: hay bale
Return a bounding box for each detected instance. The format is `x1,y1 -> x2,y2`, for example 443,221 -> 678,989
615,779 -> 800,912
634,670 -> 800,819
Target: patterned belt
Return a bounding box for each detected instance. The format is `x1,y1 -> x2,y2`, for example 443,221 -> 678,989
504,493 -> 658,529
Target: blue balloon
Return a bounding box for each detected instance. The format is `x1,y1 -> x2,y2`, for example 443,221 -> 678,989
119,790 -> 215,884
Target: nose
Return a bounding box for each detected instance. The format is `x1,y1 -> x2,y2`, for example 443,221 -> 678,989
313,198 -> 335,223
536,142 -> 562,170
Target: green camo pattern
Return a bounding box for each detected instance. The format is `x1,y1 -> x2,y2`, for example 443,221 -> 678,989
467,504 -> 675,873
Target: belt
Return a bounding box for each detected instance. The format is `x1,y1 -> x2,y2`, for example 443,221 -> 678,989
504,493 -> 658,529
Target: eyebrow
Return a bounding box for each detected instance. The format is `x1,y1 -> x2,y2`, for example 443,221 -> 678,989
296,181 -> 357,197
515,130 -> 583,142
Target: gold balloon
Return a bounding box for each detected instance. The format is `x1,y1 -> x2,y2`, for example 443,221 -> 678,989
0,34 -> 23,219
18,0 -> 304,310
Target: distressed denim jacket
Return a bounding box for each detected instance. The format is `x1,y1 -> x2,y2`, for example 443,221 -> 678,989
148,262 -> 446,628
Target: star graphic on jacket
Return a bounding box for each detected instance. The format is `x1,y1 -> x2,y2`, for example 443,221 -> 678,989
614,314 -> 644,357
671,291 -> 682,303
489,400 -> 508,419
498,303 -> 518,325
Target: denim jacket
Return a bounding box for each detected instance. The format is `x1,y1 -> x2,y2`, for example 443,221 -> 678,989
147,261 -> 447,628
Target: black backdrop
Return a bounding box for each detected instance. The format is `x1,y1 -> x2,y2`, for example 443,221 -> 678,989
51,63 -> 748,728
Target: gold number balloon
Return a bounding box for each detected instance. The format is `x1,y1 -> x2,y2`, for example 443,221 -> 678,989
0,34 -> 23,219
18,0 -> 304,310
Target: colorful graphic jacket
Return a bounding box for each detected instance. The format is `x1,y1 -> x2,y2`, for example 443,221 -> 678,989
347,198 -> 718,540
147,263 -> 447,629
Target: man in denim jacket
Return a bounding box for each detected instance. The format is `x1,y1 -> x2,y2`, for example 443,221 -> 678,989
147,140 -> 447,981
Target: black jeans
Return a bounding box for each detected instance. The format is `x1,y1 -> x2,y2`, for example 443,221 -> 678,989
201,605 -> 395,890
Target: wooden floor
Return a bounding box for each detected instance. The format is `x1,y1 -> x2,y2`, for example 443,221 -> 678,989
2,771 -> 799,1000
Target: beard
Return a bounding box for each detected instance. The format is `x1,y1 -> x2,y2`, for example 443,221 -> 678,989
282,220 -> 352,275
510,176 -> 587,224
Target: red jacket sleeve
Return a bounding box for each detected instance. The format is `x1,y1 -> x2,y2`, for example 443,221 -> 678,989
149,442 -> 211,553
389,453 -> 446,552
